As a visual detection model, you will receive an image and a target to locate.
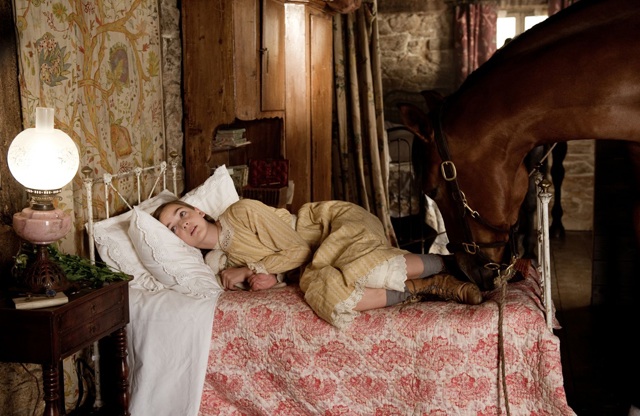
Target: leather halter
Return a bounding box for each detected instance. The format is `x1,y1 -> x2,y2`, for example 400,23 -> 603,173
429,106 -> 516,265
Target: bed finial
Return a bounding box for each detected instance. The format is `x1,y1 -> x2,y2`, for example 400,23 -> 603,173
81,166 -> 93,178
169,150 -> 179,195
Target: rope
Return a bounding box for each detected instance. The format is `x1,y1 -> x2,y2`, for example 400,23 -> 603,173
493,259 -> 517,416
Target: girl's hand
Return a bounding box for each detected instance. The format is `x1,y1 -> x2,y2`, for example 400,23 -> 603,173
219,267 -> 253,290
247,273 -> 277,291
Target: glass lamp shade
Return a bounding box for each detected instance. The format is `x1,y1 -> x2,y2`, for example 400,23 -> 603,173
8,107 -> 79,192
8,107 -> 79,294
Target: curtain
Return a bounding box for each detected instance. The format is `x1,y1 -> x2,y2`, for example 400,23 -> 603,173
12,0 -> 166,254
548,0 -> 579,15
453,1 -> 498,87
332,0 -> 398,245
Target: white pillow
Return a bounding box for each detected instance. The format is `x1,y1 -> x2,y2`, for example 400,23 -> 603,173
128,206 -> 223,298
181,164 -> 239,219
92,189 -> 176,291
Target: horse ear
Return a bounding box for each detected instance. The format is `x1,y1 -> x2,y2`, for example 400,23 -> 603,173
398,103 -> 433,144
421,90 -> 445,111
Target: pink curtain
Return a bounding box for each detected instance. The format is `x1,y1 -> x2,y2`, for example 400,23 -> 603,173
454,2 -> 498,87
548,0 -> 579,15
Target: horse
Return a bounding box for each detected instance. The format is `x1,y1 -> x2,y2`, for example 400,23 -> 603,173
400,0 -> 640,290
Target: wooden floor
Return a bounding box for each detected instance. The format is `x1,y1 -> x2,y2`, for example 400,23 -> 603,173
550,231 -> 638,416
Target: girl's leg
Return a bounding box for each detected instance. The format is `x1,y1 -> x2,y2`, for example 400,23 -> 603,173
355,278 -> 482,310
404,253 -> 445,280
355,254 -> 447,311
354,288 -> 389,311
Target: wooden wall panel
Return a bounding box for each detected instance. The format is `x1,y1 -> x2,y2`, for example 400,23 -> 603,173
309,11 -> 333,202
284,3 -> 311,211
182,0 -> 236,189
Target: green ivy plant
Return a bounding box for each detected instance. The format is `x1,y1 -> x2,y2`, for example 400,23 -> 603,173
13,243 -> 130,288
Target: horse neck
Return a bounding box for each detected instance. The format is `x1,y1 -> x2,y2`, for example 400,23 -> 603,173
443,0 -> 640,155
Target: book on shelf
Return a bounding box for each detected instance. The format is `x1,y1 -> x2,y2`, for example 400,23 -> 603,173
212,139 -> 251,149
227,165 -> 249,190
216,128 -> 246,137
13,292 -> 69,310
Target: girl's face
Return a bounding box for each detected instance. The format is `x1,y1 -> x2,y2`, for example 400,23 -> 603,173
158,203 -> 211,248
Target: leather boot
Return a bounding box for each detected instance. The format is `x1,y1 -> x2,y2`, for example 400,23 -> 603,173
405,273 -> 483,305
442,253 -> 496,291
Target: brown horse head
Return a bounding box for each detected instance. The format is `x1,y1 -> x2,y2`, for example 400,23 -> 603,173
399,0 -> 640,290
400,95 -> 524,291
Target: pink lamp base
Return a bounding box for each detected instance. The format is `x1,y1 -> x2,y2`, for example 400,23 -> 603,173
13,207 -> 71,244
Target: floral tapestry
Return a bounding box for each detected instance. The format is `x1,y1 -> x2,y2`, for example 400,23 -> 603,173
13,0 -> 166,254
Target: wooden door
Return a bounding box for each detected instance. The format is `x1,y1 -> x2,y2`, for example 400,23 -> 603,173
261,0 -> 285,111
309,10 -> 333,202
284,2 -> 333,211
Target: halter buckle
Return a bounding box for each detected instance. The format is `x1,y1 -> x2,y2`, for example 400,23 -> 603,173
462,242 -> 479,255
440,161 -> 457,181
483,262 -> 501,271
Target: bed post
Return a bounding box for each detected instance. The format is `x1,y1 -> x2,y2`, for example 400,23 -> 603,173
535,173 -> 554,331
170,150 -> 178,195
82,166 -> 105,409
82,167 -> 96,264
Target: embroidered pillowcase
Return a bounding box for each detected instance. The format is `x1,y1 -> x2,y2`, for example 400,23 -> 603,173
92,189 -> 176,292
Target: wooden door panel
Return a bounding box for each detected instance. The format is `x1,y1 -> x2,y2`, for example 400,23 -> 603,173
261,0 -> 285,111
310,11 -> 333,202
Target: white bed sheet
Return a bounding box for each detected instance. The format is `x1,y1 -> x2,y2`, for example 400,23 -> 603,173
127,286 -> 220,416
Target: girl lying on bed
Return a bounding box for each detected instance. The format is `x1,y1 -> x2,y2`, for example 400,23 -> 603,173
153,198 -> 482,329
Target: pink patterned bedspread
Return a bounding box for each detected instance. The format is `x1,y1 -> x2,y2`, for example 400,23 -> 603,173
199,267 -> 576,415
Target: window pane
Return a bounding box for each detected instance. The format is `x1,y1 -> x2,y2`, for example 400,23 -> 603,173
524,15 -> 547,31
497,17 -> 516,48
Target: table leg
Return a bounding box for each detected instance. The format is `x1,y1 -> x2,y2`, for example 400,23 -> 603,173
42,363 -> 60,416
113,327 -> 130,416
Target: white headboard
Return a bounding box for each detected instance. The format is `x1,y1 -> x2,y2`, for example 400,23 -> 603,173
82,157 -> 179,263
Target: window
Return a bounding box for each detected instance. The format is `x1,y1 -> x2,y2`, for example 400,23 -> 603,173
497,7 -> 548,48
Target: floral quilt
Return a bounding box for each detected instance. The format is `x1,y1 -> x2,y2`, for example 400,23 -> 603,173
199,267 -> 575,415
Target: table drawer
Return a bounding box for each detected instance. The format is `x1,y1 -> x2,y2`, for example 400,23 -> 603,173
60,306 -> 127,353
58,284 -> 127,333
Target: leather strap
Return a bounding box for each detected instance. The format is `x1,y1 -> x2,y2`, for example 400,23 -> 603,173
429,105 -> 514,262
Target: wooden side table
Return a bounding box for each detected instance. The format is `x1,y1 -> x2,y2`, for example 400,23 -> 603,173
0,279 -> 130,416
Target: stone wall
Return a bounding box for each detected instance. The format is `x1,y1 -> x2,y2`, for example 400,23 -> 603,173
159,0 -> 185,195
378,1 -> 455,97
378,0 -> 593,231
551,141 -> 594,232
